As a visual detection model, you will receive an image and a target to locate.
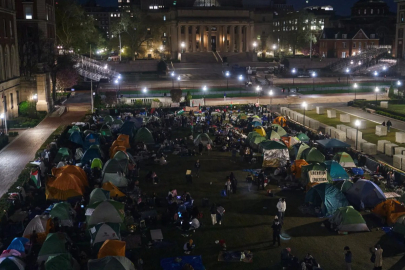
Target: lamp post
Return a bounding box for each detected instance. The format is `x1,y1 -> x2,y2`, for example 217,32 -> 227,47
355,119 -> 360,150
311,72 -> 316,91
238,75 -> 243,96
345,68 -> 350,85
256,85 -> 262,105
292,68 -> 296,87
354,83 -> 358,101
302,101 -> 307,126
143,87 -> 147,98
115,79 -> 120,98
375,87 -> 379,106
269,90 -> 273,112
225,71 -> 230,91
374,71 -> 378,88
177,76 -> 181,88
202,85 -> 207,98
397,81 -> 402,87
181,42 -> 185,53
171,71 -> 175,88
253,42 -> 257,53
272,44 -> 277,57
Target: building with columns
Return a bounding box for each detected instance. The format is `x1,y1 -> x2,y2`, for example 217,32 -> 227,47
396,0 -> 405,58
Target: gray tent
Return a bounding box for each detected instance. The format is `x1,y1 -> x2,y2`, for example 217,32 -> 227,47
193,133 -> 213,146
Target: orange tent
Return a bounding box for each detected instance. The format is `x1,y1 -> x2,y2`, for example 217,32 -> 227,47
372,199 -> 405,225
102,182 -> 126,198
46,173 -> 85,201
117,134 -> 130,149
110,146 -> 126,159
98,240 -> 126,259
291,159 -> 309,180
110,140 -> 126,156
52,165 -> 88,186
273,116 -> 287,127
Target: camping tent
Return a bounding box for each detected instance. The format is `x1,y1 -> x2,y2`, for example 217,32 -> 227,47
333,152 -> 356,168
110,146 -> 126,159
316,139 -> 350,149
82,147 -> 102,165
237,113 -> 248,120
291,159 -> 309,180
296,133 -> 310,142
37,233 -> 67,263
98,240 -> 126,259
300,163 -> 328,188
345,179 -> 386,210
258,140 -> 274,153
46,173 -> 86,201
329,206 -> 369,232
54,148 -> 70,163
67,126 -> 80,134
302,147 -> 325,163
49,202 -> 75,227
134,127 -> 154,144
0,257 -> 25,270
252,121 -> 262,127
84,133 -> 101,150
88,256 -> 135,270
119,122 -> 136,136
372,200 -> 405,225
100,125 -> 112,137
253,127 -> 266,137
334,180 -> 353,193
247,132 -> 261,141
393,215 -> 405,237
268,130 -> 281,140
69,131 -> 84,146
324,160 -> 349,181
89,223 -> 121,250
193,133 -> 213,146
112,119 -> 124,127
89,188 -> 110,205
281,136 -> 299,148
249,135 -> 267,149
102,182 -> 125,198
51,165 -> 88,186
45,253 -> 78,270
273,116 -> 287,127
262,141 -> 289,167
295,143 -> 310,160
102,158 -> 128,187
23,215 -> 50,243
305,183 -> 350,216
7,237 -> 29,254
86,200 -> 125,226
104,116 -> 114,124
91,158 -> 103,170
271,124 -> 287,137
117,134 -> 130,148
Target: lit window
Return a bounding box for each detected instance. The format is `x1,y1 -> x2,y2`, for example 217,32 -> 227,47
164,32 -> 166,36
163,15 -> 166,21
149,6 -> 153,9
118,14 -> 120,17
154,6 -> 158,9
24,5 -> 33,19
111,14 -> 113,17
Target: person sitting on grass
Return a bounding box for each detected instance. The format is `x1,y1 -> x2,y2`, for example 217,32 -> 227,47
183,239 -> 195,254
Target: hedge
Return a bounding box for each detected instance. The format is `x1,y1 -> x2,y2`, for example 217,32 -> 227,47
376,111 -> 405,122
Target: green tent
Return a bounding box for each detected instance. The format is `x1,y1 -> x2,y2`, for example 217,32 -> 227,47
89,188 -> 111,205
102,159 -> 128,187
114,151 -> 129,161
303,147 -> 325,163
100,125 -> 112,137
250,135 -> 266,145
268,130 -> 281,140
305,183 -> 350,216
89,223 -> 121,250
45,254 -> 76,270
88,256 -> 135,270
103,159 -> 126,174
104,115 -> 114,124
393,215 -> 405,237
258,140 -> 272,152
49,202 -> 74,227
194,133 -> 213,146
300,163 -> 327,186
333,152 -> 356,168
297,133 -> 310,141
38,233 -> 68,263
324,160 -> 349,181
86,200 -> 125,226
68,126 -> 80,134
296,143 -> 310,160
247,131 -> 261,141
91,158 -> 103,169
329,206 -> 369,232
271,124 -> 287,137
333,180 -> 354,193
134,127 -> 154,144
54,148 -> 70,163
0,257 -> 25,270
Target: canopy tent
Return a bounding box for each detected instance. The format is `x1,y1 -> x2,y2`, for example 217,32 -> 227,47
300,163 -> 327,187
119,122 -> 136,136
271,124 -> 287,137
100,125 -> 112,137
334,180 -> 354,193
90,223 -> 121,250
37,233 -> 67,263
98,240 -> 126,259
49,202 -> 75,227
54,148 -> 70,163
84,133 -> 101,150
324,160 -> 349,181
7,237 -> 29,254
345,179 -> 386,210
329,206 -> 369,232
88,256 -> 135,270
372,200 -> 405,225
302,147 -> 325,163
116,134 -> 130,149
295,143 -> 310,160
296,133 -> 310,142
253,126 -> 266,137
82,147 -> 102,165
102,182 -> 125,198
281,136 -> 299,148
305,183 -> 350,216
110,146 -> 126,159
46,173 -> 85,201
91,158 -> 103,170
273,116 -> 287,127
23,215 -> 50,243
86,200 -> 125,226
333,152 -> 356,168
67,126 -> 80,134
69,131 -> 83,146
263,141 -> 289,168
51,165 -> 88,186
193,133 -> 213,146
45,253 -> 78,270
267,130 -> 281,140
89,188 -> 111,205
0,257 -> 25,270
134,127 -> 154,144
316,138 -> 350,149
291,159 -> 309,180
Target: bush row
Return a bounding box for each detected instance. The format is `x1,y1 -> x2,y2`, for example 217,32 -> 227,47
376,111 -> 405,122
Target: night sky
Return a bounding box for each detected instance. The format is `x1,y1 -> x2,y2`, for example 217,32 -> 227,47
92,0 -> 397,15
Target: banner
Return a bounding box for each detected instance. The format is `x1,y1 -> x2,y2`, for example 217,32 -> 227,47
308,170 -> 328,183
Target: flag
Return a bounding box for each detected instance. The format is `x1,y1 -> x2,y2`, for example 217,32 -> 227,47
30,170 -> 41,188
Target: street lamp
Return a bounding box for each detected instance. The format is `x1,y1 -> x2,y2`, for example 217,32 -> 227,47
171,71 -> 175,88
272,44 -> 277,56
398,81 -> 402,87
375,87 -> 379,106
115,79 -> 120,98
374,71 -> 379,87
383,66 -> 387,71
311,72 -> 316,91
225,71 -> 230,91
269,90 -> 273,112
181,42 -> 185,53
253,42 -> 257,53
292,68 -> 296,86
177,75 -> 181,88
345,68 -> 350,85
302,102 -> 307,126
143,87 -> 147,94
354,83 -> 358,101
238,75 -> 243,96
355,120 -> 360,150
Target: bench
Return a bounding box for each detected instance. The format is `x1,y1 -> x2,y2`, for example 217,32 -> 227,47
366,108 -> 376,114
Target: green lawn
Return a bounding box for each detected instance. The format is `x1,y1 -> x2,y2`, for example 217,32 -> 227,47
278,81 -> 390,89
388,104 -> 405,115
294,109 -> 404,146
300,88 -> 372,95
137,127 -> 404,270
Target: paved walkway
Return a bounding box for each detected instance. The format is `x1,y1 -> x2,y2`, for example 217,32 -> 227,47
0,111 -> 85,198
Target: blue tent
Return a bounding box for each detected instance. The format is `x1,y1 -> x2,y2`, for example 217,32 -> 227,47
305,183 -> 349,216
120,121 -> 136,136
252,121 -> 262,127
345,179 -> 386,210
84,133 -> 100,150
69,131 -> 83,146
316,138 -> 350,149
7,237 -> 29,253
324,160 -> 349,181
81,147 -> 102,165
161,256 -> 205,270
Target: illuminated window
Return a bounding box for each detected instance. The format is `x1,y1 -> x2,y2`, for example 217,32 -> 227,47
24,5 -> 33,19
163,15 -> 166,21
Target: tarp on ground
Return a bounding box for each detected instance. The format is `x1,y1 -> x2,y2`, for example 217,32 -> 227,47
102,182 -> 125,198
134,127 -> 154,144
0,257 -> 25,270
46,173 -> 85,201
372,200 -> 405,225
86,200 -> 125,226
90,223 -> 120,248
160,256 -> 205,270
23,215 -> 50,243
329,206 -> 369,232
273,116 -> 287,127
49,202 -> 75,227
324,160 -> 350,181
305,183 -> 350,216
69,131 -> 83,146
82,147 -> 102,165
263,148 -> 289,167
291,159 -> 309,180
54,148 -> 70,163
302,147 -> 325,163
7,237 -> 29,254
253,126 -> 266,137
194,133 -> 213,146
88,256 -> 135,270
91,158 -> 103,169
345,179 -> 386,210
89,188 -> 110,205
316,138 -> 350,149
98,240 -> 126,259
333,152 -> 356,168
271,124 -> 287,137
51,165 -> 88,186
281,136 -> 299,148
84,133 -> 101,150
37,233 -> 67,263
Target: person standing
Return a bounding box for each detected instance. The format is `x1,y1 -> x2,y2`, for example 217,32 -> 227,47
258,170 -> 265,190
277,198 -> 286,224
387,120 -> 392,132
272,216 -> 282,246
373,244 -> 383,270
225,178 -> 232,197
344,246 -> 352,270
194,160 -> 201,178
210,204 -> 217,225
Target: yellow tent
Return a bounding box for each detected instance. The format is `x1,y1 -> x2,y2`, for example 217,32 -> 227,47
110,140 -> 127,156
253,126 -> 266,137
98,240 -> 126,259
51,165 -> 88,187
102,182 -> 126,198
117,134 -> 130,149
291,159 -> 309,180
110,146 -> 126,159
372,200 -> 405,225
46,173 -> 85,201
273,116 -> 287,127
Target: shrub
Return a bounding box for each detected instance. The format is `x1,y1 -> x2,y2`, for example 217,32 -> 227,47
170,89 -> 182,102
152,98 -> 160,102
135,100 -> 143,106
185,91 -> 192,102
389,84 -> 395,99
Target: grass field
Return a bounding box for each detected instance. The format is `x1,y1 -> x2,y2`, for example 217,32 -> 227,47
300,89 -> 372,95
388,104 -> 405,115
136,127 -> 405,270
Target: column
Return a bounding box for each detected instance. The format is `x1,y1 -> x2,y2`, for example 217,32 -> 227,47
185,25 -> 189,52
249,24 -> 254,52
200,25 -> 205,52
208,26 -> 212,52
192,26 -> 196,52
238,26 -> 243,53
220,26 -> 224,52
230,25 -> 235,53
171,23 -> 178,56
216,26 -> 219,52
178,25 -> 182,52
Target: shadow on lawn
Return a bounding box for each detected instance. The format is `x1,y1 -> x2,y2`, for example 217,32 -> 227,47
202,222 -> 272,232
388,255 -> 405,270
285,221 -> 330,237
